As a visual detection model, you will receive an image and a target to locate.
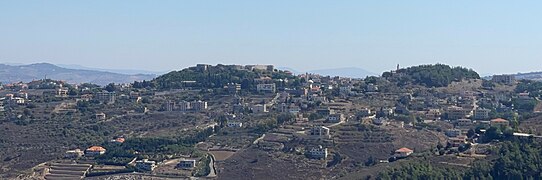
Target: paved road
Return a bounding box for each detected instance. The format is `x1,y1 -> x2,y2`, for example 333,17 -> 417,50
253,134 -> 266,144
327,120 -> 345,128
207,154 -> 217,178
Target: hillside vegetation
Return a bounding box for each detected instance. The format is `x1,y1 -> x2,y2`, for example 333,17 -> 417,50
0,63 -> 155,85
152,64 -> 298,89
384,64 -> 480,87
377,140 -> 542,180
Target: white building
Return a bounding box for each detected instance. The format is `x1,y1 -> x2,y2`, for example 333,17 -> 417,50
445,129 -> 462,137
257,84 -> 276,93
165,100 -> 176,111
426,109 -> 442,120
177,159 -> 197,169
358,108 -> 372,117
492,74 -> 515,85
309,145 -> 328,159
95,113 -> 106,120
310,126 -> 330,138
95,92 -> 116,104
339,85 -> 353,95
227,121 -> 243,128
11,97 -> 25,104
473,108 -> 491,120
373,117 -> 388,126
179,101 -> 191,112
456,118 -> 473,126
57,87 -> 68,97
252,104 -> 268,113
447,106 -> 471,120
246,65 -> 274,71
136,159 -> 157,171
289,106 -> 301,115
192,100 -> 208,112
129,91 -> 140,99
64,149 -> 84,159
327,113 -> 345,123
367,83 -> 379,92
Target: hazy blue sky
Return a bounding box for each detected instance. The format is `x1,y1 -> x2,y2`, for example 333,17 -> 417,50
1,1 -> 541,75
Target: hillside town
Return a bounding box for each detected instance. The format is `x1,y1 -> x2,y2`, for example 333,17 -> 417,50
1,64 -> 542,179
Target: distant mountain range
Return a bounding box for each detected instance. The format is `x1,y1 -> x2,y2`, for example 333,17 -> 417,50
0,63 -> 156,85
482,72 -> 542,81
278,67 -> 377,78
56,64 -> 165,75
14,62 -> 542,86
514,72 -> 542,81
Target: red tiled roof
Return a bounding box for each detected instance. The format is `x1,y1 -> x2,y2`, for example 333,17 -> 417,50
395,147 -> 413,153
491,118 -> 508,122
86,146 -> 106,152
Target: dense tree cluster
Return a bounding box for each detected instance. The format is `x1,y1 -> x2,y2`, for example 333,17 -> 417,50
516,80 -> 542,98
378,140 -> 542,180
512,98 -> 538,112
385,64 -> 480,87
132,80 -> 155,89
96,126 -> 215,165
464,140 -> 542,179
377,161 -> 466,179
151,64 -> 297,89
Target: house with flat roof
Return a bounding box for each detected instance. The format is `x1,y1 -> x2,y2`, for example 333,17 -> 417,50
95,113 -> 106,120
327,113 -> 345,123
251,104 -> 268,113
310,126 -> 331,138
227,121 -> 243,128
177,159 -> 197,169
136,159 -> 157,171
474,108 -> 490,120
257,83 -> 276,93
309,145 -> 328,159
65,149 -> 84,159
492,74 -> 515,85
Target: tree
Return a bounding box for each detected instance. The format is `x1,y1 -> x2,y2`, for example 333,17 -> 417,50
68,88 -> 79,96
389,64 -> 480,88
436,141 -> 444,150
277,113 -> 294,124
483,127 -> 503,142
482,79 -> 496,89
308,113 -> 323,121
141,97 -> 151,104
105,83 -> 117,92
467,129 -> 476,138
365,156 -> 376,166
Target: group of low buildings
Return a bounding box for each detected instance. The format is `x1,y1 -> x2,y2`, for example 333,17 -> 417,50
444,117 -> 511,148
135,158 -> 197,172
65,146 -> 107,159
164,100 -> 209,112
65,143 -> 199,172
308,145 -> 328,159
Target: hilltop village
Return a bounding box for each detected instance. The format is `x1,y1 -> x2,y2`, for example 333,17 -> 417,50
1,64 -> 542,179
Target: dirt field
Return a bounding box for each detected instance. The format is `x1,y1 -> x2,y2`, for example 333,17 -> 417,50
209,151 -> 236,161
86,173 -> 192,180
217,147 -> 326,180
338,156 -> 471,180
518,114 -> 542,135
